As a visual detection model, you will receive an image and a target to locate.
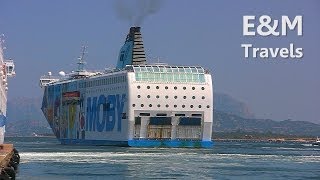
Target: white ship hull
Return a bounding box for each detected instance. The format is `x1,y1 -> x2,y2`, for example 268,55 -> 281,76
0,35 -> 15,144
40,27 -> 214,148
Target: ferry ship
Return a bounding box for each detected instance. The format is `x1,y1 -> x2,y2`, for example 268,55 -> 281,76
0,35 -> 15,144
40,27 -> 214,148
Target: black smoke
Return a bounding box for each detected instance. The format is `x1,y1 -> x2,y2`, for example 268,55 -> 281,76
114,0 -> 163,26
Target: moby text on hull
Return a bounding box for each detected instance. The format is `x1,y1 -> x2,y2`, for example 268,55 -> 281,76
40,27 -> 214,148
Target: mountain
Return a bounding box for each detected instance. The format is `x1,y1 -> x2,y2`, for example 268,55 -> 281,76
213,111 -> 320,136
214,93 -> 254,119
6,97 -> 52,136
5,96 -> 319,137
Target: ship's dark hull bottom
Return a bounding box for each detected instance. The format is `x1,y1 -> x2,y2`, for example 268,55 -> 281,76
58,138 -> 214,148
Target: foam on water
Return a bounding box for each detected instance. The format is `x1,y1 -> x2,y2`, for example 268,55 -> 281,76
5,137 -> 320,179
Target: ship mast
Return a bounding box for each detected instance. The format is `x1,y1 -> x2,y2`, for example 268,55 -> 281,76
77,45 -> 87,72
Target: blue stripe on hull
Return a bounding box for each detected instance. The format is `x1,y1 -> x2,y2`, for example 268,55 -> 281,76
128,139 -> 214,148
0,115 -> 6,127
57,138 -> 214,148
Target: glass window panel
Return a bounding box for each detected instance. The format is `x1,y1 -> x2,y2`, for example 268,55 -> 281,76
165,67 -> 172,73
172,67 -> 179,73
162,73 -> 168,82
154,73 -> 160,81
141,66 -> 147,72
192,74 -> 199,82
191,67 -> 197,73
147,73 -> 154,81
133,67 -> 141,72
142,72 -> 148,80
147,67 -> 153,72
199,74 -> 205,82
197,67 -> 204,73
135,73 -> 142,81
153,66 -> 159,72
186,73 -> 193,82
178,67 -> 184,73
167,73 -> 173,82
185,67 -> 192,73
159,66 -> 164,72
180,73 -> 187,82
174,73 -> 180,82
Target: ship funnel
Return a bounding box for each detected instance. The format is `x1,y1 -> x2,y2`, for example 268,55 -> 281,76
116,27 -> 146,69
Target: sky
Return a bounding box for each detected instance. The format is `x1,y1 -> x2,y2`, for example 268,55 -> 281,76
0,0 -> 319,123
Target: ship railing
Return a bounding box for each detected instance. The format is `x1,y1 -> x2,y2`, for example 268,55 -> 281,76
39,75 -> 60,88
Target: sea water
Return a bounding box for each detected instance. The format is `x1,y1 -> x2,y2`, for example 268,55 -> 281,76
5,137 -> 320,180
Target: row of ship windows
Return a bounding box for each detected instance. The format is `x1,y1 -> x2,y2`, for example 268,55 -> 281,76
137,95 -> 205,100
137,85 -> 205,90
132,104 -> 210,109
85,86 -> 126,94
135,72 -> 206,83
79,75 -> 127,88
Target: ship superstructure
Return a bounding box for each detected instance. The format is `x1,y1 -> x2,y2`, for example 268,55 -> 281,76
40,27 -> 214,148
0,35 -> 15,144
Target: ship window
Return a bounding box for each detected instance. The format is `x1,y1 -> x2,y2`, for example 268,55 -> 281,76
183,96 -> 186,99
174,105 -> 177,108
190,105 -> 194,108
192,114 -> 202,117
156,86 -> 159,89
140,113 -> 150,116
175,113 -> 185,116
141,104 -> 144,107
156,95 -> 160,99
191,67 -> 197,73
165,86 -> 168,89
137,85 -> 141,89
198,105 -> 202,108
207,105 -> 210,108
192,87 -> 195,90
147,95 -> 150,98
156,113 -> 167,116
192,96 -> 196,99
157,104 -> 161,107
165,95 -> 169,99
137,95 -> 141,98
201,87 -> 205,90
149,104 -> 152,107
183,87 -> 186,90
197,67 -> 204,73
182,105 -> 185,108
174,96 -> 177,99
147,86 -> 150,89
202,96 -> 205,99
174,86 -> 177,90
166,104 -> 169,108
153,66 -> 159,72
132,104 -> 136,107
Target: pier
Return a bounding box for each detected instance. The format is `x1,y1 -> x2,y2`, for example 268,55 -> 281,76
0,144 -> 20,179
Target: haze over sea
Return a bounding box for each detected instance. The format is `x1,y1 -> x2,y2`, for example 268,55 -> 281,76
6,137 -> 320,179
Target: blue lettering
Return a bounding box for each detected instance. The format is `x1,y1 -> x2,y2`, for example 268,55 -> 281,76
116,94 -> 126,131
106,95 -> 116,131
86,94 -> 126,132
86,97 -> 97,131
96,95 -> 106,132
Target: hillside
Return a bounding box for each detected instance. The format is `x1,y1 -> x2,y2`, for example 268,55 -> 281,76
213,111 -> 320,136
